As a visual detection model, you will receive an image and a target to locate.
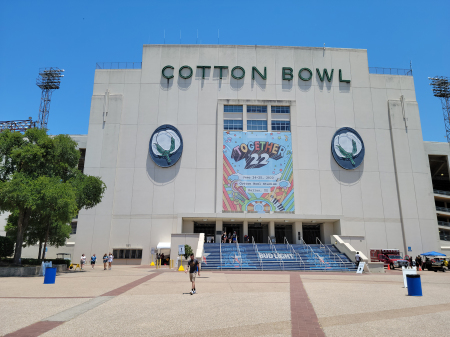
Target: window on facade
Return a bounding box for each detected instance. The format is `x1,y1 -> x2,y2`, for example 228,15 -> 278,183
224,105 -> 243,113
271,121 -> 291,131
247,105 -> 267,113
113,249 -> 143,259
224,120 -> 243,130
247,120 -> 267,131
78,149 -> 86,173
70,222 -> 77,235
271,106 -> 290,114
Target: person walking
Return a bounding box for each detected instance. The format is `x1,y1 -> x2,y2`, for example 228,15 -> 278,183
222,232 -> 227,243
103,254 -> 108,270
355,252 -> 361,268
185,253 -> 200,295
91,254 -> 97,269
108,252 -> 113,270
80,254 -> 86,270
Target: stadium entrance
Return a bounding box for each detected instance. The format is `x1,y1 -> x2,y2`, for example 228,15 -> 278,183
248,223 -> 269,243
302,224 -> 321,244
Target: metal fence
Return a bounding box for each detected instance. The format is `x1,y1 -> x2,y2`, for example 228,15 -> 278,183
95,62 -> 142,69
369,67 -> 412,76
438,221 -> 450,228
434,189 -> 450,196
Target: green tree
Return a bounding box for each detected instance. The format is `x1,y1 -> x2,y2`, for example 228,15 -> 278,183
0,129 -> 106,265
0,235 -> 14,258
183,244 -> 193,260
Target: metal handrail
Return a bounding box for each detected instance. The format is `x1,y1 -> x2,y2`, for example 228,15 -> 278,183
219,240 -> 222,271
369,67 -> 412,76
300,238 -> 325,267
436,206 -> 450,213
286,240 -> 306,270
316,237 -> 348,270
269,236 -> 284,270
252,236 -> 263,270
236,241 -> 242,270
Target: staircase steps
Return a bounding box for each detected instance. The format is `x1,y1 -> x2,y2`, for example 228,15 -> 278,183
202,243 -> 357,272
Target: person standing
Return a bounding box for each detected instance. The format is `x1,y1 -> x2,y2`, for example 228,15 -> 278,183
108,252 -> 113,270
355,252 -> 361,268
222,232 -> 227,243
80,254 -> 86,270
103,254 -> 108,270
185,253 -> 200,295
91,254 -> 97,269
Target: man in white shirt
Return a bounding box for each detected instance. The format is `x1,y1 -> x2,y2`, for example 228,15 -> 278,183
80,254 -> 86,270
355,252 -> 361,267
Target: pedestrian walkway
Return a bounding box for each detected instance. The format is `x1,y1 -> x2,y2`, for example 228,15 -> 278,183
1,266 -> 450,336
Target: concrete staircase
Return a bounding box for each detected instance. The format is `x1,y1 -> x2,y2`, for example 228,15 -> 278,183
202,243 -> 357,271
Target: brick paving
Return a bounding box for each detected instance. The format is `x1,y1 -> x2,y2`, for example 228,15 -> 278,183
101,271 -> 161,296
4,321 -> 64,337
290,273 -> 325,337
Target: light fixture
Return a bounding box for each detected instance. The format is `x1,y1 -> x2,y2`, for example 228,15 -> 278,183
312,220 -> 316,223
442,174 -> 444,176
284,220 -> 288,222
203,219 -> 207,221
230,219 -> 235,222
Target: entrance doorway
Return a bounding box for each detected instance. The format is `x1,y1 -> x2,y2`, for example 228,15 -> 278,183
194,222 -> 216,243
275,224 -> 293,244
223,223 -> 243,243
248,223 -> 268,243
302,224 -> 321,244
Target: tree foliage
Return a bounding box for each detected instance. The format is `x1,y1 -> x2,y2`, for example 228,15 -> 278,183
183,244 -> 193,259
0,235 -> 14,258
0,129 -> 106,264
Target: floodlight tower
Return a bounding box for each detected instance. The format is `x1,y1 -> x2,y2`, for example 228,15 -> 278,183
429,76 -> 450,142
36,67 -> 64,129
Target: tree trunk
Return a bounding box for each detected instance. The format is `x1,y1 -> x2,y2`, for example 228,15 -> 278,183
38,240 -> 42,260
13,210 -> 25,265
42,222 -> 50,260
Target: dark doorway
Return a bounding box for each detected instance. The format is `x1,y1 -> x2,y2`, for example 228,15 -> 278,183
275,224 -> 293,244
302,224 -> 321,244
223,223 -> 243,243
194,223 -> 215,243
248,223 -> 268,243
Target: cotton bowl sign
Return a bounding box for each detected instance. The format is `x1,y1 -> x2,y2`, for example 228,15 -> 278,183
331,127 -> 365,170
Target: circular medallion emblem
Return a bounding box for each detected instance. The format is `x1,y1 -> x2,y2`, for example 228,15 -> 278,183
331,127 -> 365,170
149,125 -> 183,167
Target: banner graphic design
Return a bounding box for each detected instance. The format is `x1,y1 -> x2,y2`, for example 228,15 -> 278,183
223,131 -> 295,213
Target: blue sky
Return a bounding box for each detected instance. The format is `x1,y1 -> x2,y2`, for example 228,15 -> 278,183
1,0 -> 449,141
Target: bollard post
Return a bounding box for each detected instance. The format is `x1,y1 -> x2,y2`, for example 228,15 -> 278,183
150,254 -> 155,266
178,255 -> 184,271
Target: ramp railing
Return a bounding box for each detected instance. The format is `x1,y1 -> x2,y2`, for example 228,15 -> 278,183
315,237 -> 348,270
219,240 -> 222,271
252,236 -> 263,270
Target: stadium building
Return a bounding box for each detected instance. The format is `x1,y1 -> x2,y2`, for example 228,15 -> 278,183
3,44 -> 450,267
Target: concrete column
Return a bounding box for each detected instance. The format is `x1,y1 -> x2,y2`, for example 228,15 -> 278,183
269,221 -> 275,238
293,221 -> 302,244
215,220 -> 223,243
243,220 -> 248,237
267,104 -> 272,132
243,104 -> 247,131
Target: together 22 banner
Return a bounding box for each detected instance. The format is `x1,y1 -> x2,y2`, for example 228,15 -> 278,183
223,131 -> 294,213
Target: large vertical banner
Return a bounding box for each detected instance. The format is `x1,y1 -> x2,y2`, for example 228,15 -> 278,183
223,131 -> 295,213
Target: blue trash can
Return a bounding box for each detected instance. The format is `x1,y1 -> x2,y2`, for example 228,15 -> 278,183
43,267 -> 57,284
406,274 -> 422,296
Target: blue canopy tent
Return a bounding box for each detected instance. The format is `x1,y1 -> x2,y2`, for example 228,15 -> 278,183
420,251 -> 446,257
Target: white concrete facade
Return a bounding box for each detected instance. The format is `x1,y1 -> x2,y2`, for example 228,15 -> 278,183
8,44 -> 444,263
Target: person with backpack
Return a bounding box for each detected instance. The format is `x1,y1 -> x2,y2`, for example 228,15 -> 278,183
91,254 -> 97,269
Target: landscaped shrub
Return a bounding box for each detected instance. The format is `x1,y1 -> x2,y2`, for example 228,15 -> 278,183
0,258 -> 71,268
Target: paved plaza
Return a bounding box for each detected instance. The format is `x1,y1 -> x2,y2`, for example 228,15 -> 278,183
1,266 -> 450,337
